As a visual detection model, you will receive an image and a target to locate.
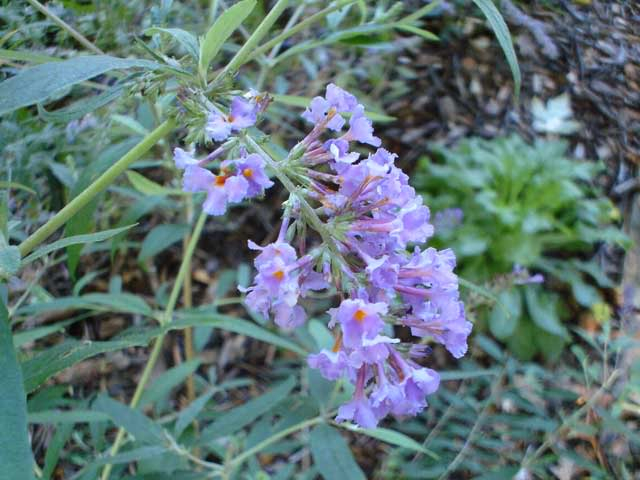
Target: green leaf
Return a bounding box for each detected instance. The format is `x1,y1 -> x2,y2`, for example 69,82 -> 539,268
309,424 -> 365,480
0,298 -> 35,479
126,170 -> 181,196
0,55 -> 160,115
90,446 -> 168,466
22,224 -> 136,264
506,317 -> 537,361
0,181 -> 36,195
65,199 -> 99,279
21,333 -> 157,393
139,224 -> 189,262
198,0 -> 257,76
338,424 -> 438,459
138,359 -> 201,408
0,49 -> 61,64
175,312 -> 307,355
37,83 -> 126,123
0,245 -> 20,276
13,319 -> 77,348
146,27 -> 200,60
488,288 -> 521,339
42,423 -> 73,479
533,326 -> 566,362
395,24 -> 439,41
93,395 -> 164,445
524,287 -> 568,338
199,377 -> 295,443
472,0 -> 521,98
28,409 -> 110,424
175,388 -> 216,438
438,368 -> 502,380
308,319 -> 334,351
16,292 -> 153,318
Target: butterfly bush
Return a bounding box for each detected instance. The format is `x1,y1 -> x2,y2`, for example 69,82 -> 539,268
173,85 -> 472,428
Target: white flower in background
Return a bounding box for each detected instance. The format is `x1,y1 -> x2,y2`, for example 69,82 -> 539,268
531,93 -> 581,135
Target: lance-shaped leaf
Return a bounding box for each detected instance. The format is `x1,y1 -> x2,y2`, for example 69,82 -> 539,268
0,55 -> 160,115
0,298 -> 35,479
198,0 -> 256,77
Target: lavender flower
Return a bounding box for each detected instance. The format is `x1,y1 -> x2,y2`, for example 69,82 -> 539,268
307,348 -> 349,380
206,96 -> 258,142
328,299 -> 387,349
344,105 -> 381,147
174,148 -> 199,169
302,83 -> 358,131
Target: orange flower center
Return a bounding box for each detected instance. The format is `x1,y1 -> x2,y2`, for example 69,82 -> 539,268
243,168 -> 253,178
214,175 -> 227,186
353,309 -> 367,323
273,270 -> 285,280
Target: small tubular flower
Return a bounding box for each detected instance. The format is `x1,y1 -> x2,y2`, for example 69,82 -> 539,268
206,96 -> 258,142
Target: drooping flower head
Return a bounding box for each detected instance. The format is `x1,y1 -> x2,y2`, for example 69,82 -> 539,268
172,83 -> 471,429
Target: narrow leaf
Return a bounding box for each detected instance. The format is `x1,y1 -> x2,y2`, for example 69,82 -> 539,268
22,224 -> 136,264
42,423 -> 73,479
338,424 -> 438,459
175,388 -> 216,438
174,312 -> 307,355
472,0 -> 521,98
138,224 -> 189,262
126,170 -> 180,196
93,395 -> 164,444
395,24 -> 439,41
91,446 -> 167,466
138,359 -> 201,407
0,55 -> 160,115
309,424 -> 365,480
198,0 -> 257,76
199,377 -> 295,443
28,410 -> 110,424
21,334 -> 157,393
146,27 -> 200,60
0,298 -> 35,479
37,83 -> 126,123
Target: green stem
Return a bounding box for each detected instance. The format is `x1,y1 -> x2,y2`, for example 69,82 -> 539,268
243,136 -> 349,269
19,118 -> 176,257
100,211 -> 207,480
213,0 -> 290,84
163,211 -> 207,325
520,369 -> 620,471
24,0 -> 104,55
247,0 -> 355,63
255,2 -> 305,90
227,416 -> 325,471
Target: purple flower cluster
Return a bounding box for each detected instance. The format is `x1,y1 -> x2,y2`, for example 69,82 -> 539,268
240,230 -> 328,329
242,84 -> 472,428
173,94 -> 273,215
